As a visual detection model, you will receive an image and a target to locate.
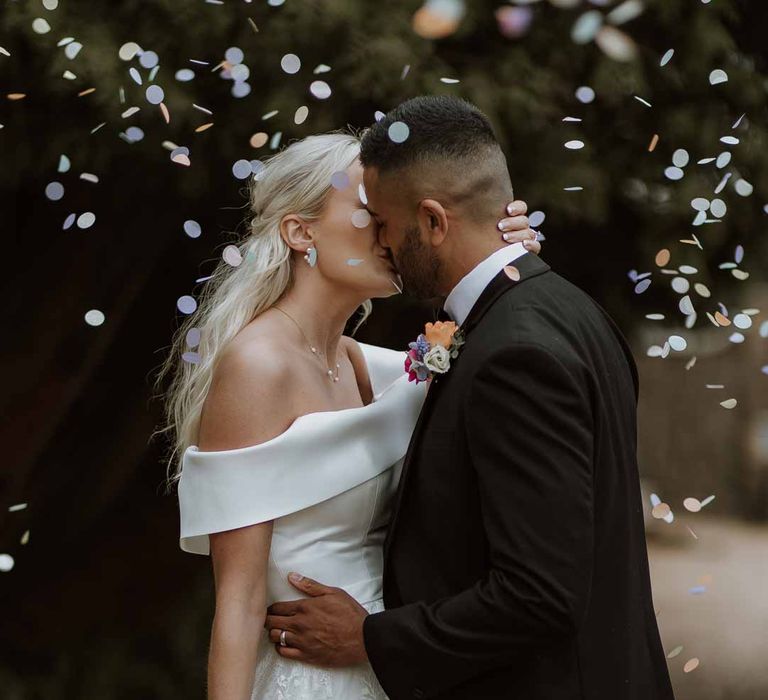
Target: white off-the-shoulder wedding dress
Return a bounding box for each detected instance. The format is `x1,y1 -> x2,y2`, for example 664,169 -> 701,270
178,342 -> 427,699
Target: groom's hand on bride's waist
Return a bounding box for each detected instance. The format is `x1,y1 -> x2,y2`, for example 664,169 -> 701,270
264,572 -> 369,667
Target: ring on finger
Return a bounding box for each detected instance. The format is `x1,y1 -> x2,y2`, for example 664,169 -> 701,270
280,629 -> 288,647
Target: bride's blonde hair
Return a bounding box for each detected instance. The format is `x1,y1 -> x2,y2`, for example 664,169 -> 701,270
153,132 -> 371,493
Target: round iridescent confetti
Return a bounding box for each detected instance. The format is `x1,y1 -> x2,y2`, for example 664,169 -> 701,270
177,295 -> 197,315
84,309 -> 105,326
709,69 -> 728,85
671,277 -> 690,294
351,209 -> 372,228
32,18 -> 52,34
64,42 -> 83,59
331,171 -> 350,190
388,121 -> 410,143
679,265 -> 698,275
63,213 -> 76,230
231,64 -> 250,82
734,179 -> 753,196
145,85 -> 164,105
294,105 -> 309,125
634,279 -> 651,294
225,46 -> 244,64
660,49 -> 674,67
126,126 -> 144,142
129,67 -> 142,85
186,327 -> 201,348
250,132 -> 268,148
118,42 -> 141,61
655,249 -> 670,267
529,211 -> 545,228
250,160 -> 265,178
175,69 -> 195,82
139,50 -> 159,69
182,351 -> 201,364
720,398 -> 737,410
575,86 -> 595,104
309,80 -> 332,99
672,149 -> 689,168
0,554 -> 14,572
77,212 -> 96,229
710,198 -> 727,218
664,167 -> 684,181
735,245 -> 744,264
346,259 -> 364,266
729,332 -> 745,344
691,197 -> 709,212
43,0 -> 59,9
183,220 -> 201,238
232,159 -> 252,180
232,82 -> 251,98
45,181 -> 64,201
733,313 -> 752,329
223,245 -> 242,267
716,151 -> 731,168
281,53 -> 301,74
565,140 -> 585,150
668,335 -> 687,351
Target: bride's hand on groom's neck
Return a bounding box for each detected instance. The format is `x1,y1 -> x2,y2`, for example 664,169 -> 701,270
497,199 -> 542,255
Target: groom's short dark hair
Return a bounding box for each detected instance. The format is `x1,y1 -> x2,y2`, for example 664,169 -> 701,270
359,95 -> 502,174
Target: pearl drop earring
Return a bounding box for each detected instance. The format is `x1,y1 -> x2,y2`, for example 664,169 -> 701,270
304,246 -> 318,267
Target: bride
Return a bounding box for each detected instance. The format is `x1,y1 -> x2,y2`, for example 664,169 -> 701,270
156,131 -> 539,699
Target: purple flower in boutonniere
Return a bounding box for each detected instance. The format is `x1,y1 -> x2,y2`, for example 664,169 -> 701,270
404,320 -> 466,384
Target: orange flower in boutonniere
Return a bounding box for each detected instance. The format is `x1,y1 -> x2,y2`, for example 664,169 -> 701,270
424,320 -> 459,349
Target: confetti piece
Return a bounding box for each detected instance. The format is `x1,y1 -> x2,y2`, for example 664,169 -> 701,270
575,86 -> 595,104
714,311 -> 731,326
700,495 -> 716,507
77,212 -> 96,229
8,503 -> 28,512
183,220 -> 201,238
222,245 -> 242,267
331,171 -> 350,190
720,398 -> 737,409
281,53 -> 301,74
45,182 -> 65,201
684,497 -> 702,512
0,554 -> 14,572
655,249 -> 670,267
564,186 -> 584,192
504,265 -> 521,281
688,585 -> 706,595
195,122 -> 214,133
294,106 -> 309,124
652,503 -> 671,519
177,295 -> 197,315
7,93 -> 26,101
0,47 -> 11,57
84,309 -> 105,326
683,658 -> 700,673
388,121 -> 410,143
346,259 -> 364,266
313,64 -> 331,74
667,645 -> 684,659
182,351 -> 201,364
351,209 -> 372,228
709,69 -> 728,85
648,134 -> 659,152
78,87 -> 96,97
250,132 -> 268,148
660,49 -> 674,66
160,102 -> 170,124
634,95 -> 652,108
193,104 -> 213,115
565,140 -> 585,150
309,81 -> 332,100
440,77 -> 460,84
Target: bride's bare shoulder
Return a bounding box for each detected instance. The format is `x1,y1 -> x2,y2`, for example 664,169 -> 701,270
197,319 -> 300,450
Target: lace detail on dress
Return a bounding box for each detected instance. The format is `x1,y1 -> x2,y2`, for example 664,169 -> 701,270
250,598 -> 389,700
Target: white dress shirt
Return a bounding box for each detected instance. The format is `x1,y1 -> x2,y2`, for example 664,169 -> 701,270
443,242 -> 527,327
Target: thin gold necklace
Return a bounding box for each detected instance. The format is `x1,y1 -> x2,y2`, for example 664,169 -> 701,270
273,305 -> 341,382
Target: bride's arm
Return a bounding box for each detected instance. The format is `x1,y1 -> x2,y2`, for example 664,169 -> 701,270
199,342 -> 297,699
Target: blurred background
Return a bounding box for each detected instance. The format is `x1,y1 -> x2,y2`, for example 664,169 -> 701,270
1,0 -> 767,698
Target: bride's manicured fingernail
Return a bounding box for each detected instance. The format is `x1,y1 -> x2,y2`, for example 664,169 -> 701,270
502,233 -> 512,241
497,221 -> 505,231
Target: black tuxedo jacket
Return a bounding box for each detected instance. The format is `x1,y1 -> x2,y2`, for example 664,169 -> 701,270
363,253 -> 675,700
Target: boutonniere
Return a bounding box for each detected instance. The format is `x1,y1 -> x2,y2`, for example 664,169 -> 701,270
404,320 -> 466,384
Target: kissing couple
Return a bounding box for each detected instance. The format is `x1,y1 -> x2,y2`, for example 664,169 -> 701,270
166,95 -> 675,699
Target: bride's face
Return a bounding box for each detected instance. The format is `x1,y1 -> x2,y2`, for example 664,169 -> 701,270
311,160 -> 402,299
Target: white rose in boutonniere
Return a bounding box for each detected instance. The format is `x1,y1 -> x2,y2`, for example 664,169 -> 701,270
423,345 -> 451,374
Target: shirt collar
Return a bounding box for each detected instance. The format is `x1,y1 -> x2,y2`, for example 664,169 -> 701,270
443,242 -> 528,327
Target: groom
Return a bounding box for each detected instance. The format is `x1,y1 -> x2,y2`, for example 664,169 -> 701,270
265,96 -> 675,699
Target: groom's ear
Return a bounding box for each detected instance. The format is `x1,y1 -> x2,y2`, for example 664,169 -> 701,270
417,199 -> 449,247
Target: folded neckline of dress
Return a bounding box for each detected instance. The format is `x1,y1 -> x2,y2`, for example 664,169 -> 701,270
185,343 -> 411,457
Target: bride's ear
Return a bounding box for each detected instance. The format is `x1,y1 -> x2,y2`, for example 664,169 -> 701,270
417,199 -> 448,247
280,214 -> 314,253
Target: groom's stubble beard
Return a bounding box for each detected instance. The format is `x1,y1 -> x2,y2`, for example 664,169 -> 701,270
394,223 -> 442,299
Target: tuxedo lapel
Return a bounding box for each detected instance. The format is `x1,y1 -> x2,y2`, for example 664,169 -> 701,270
383,253 -> 551,565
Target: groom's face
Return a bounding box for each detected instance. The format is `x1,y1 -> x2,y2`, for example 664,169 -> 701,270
362,166 -> 442,299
